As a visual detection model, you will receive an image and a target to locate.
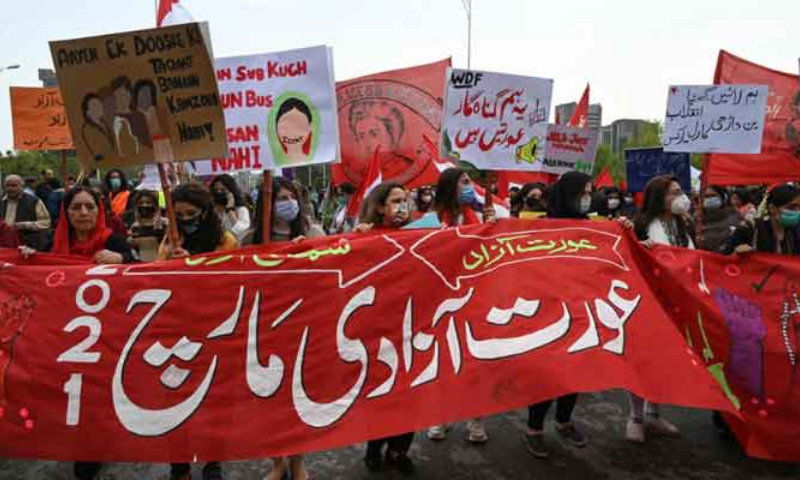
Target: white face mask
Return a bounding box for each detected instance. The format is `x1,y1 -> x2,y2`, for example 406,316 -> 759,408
671,194 -> 691,215
608,198 -> 621,210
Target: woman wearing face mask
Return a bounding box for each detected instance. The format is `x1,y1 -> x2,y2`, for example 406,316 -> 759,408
250,178 -> 320,480
731,183 -> 800,256
697,186 -> 741,254
104,168 -> 132,220
128,190 -> 167,262
513,182 -> 548,218
352,182 -> 417,474
414,186 -> 434,219
158,182 -> 235,480
600,187 -> 624,218
434,168 -> 495,227
210,174 -> 251,243
524,172 -> 593,459
624,175 -> 690,444
428,168 -> 493,444
21,186 -> 134,480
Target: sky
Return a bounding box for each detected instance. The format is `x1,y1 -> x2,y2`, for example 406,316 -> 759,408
0,0 -> 798,152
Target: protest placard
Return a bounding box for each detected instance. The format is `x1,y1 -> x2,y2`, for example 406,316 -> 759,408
193,46 -> 339,176
441,68 -> 553,171
541,124 -> 598,175
49,22 -> 226,169
663,84 -> 768,154
10,87 -> 74,151
625,147 -> 691,193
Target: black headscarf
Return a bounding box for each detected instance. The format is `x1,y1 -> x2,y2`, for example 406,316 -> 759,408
547,172 -> 592,219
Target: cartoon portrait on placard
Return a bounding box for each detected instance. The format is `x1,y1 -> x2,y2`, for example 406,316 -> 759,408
268,92 -> 320,166
786,90 -> 800,157
133,79 -> 175,163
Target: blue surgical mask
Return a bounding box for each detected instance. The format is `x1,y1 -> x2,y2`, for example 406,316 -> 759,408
275,199 -> 300,222
779,209 -> 800,228
109,178 -> 122,191
579,195 -> 592,214
703,197 -> 723,210
459,184 -> 477,205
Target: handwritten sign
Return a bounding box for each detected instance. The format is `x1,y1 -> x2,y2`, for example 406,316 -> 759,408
542,124 -> 598,175
663,85 -> 768,154
441,68 -> 553,171
49,22 -> 227,169
192,46 -> 340,175
625,147 -> 691,193
10,87 -> 74,151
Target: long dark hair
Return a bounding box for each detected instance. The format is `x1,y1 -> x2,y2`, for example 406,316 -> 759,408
252,177 -> 309,244
133,79 -> 158,110
171,182 -> 224,255
104,168 -> 130,192
634,175 -> 690,245
547,172 -> 592,219
360,181 -> 405,225
435,168 -> 467,222
210,174 -> 245,207
276,97 -> 313,155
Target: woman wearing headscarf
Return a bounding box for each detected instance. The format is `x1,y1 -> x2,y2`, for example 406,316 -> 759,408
158,182 -> 237,480
697,185 -> 741,254
512,182 -> 548,218
524,172 -> 593,459
22,186 -> 133,480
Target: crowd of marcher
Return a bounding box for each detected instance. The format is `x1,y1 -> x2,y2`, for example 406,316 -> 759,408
2,165 -> 797,480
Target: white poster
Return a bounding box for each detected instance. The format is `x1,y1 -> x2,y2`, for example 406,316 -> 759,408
194,46 -> 339,175
663,84 -> 768,154
441,68 -> 553,171
542,124 -> 598,176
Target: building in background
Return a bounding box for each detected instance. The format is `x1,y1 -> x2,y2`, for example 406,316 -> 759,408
38,69 -> 57,87
600,119 -> 650,154
555,102 -> 603,129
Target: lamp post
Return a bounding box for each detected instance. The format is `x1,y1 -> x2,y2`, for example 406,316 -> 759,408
460,0 -> 472,69
0,64 -> 20,73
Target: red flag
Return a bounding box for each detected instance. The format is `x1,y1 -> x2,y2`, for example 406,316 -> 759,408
595,166 -> 615,188
568,84 -> 590,128
707,50 -> 800,185
156,0 -> 193,27
346,148 -> 383,217
555,111 -> 562,126
333,59 -> 451,189
499,171 -> 558,187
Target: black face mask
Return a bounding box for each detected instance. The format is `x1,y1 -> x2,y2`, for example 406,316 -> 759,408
525,197 -> 544,211
177,215 -> 202,237
213,190 -> 229,205
137,206 -> 156,218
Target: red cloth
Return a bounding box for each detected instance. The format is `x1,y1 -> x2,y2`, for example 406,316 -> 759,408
499,171 -> 558,187
51,201 -> 112,258
439,206 -> 481,227
332,59 -> 451,189
346,147 -> 383,217
707,50 -> 800,185
568,84 -> 590,128
595,166 -> 615,188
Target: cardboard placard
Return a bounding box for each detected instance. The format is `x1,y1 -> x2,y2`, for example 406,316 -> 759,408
49,22 -> 227,168
10,87 -> 74,151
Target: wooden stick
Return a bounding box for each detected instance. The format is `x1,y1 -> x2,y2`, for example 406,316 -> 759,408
157,163 -> 180,250
696,154 -> 709,248
261,170 -> 273,244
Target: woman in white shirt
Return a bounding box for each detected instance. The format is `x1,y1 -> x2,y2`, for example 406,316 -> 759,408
210,174 -> 251,242
628,174 -> 691,443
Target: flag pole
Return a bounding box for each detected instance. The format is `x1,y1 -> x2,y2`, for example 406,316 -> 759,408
157,163 -> 180,250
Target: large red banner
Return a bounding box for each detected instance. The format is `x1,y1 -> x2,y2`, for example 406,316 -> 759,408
333,59 -> 450,188
0,220 -> 796,462
707,50 -> 800,185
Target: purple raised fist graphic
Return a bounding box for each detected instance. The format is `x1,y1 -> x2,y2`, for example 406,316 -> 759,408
713,288 -> 767,399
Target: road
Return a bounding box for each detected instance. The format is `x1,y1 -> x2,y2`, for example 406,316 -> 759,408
1,390 -> 797,479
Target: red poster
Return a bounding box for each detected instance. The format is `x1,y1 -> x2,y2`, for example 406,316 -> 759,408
707,50 -> 800,185
333,59 -> 450,188
0,220 -> 796,462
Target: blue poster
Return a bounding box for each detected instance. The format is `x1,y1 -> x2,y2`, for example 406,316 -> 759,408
625,147 -> 691,193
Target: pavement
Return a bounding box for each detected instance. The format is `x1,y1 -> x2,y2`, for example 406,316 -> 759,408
1,390 -> 798,479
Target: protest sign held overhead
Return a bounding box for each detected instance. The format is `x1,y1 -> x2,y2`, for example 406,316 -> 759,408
706,51 -> 800,185
194,46 -> 339,176
442,68 -> 553,172
49,23 -> 226,169
663,85 -> 768,154
10,87 -> 74,151
333,59 -> 450,188
541,124 -> 598,175
625,147 -> 691,193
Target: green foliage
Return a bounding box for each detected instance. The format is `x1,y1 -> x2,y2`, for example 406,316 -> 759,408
0,150 -> 81,180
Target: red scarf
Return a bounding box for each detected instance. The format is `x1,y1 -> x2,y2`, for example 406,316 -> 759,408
52,202 -> 113,258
